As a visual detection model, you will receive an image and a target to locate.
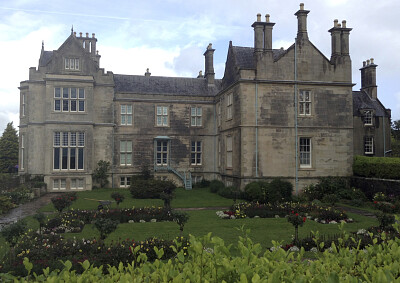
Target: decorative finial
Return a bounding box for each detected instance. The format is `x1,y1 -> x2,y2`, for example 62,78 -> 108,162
41,40 -> 44,50
71,25 -> 74,34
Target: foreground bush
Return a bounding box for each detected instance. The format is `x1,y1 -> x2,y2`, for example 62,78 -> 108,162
2,223 -> 400,282
130,179 -> 176,199
244,179 -> 293,203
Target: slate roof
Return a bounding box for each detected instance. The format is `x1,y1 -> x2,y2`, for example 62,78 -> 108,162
231,46 -> 288,70
114,74 -> 222,97
39,51 -> 53,67
353,90 -> 389,117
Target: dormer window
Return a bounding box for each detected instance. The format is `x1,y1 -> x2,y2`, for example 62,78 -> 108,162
65,58 -> 80,70
364,110 -> 373,126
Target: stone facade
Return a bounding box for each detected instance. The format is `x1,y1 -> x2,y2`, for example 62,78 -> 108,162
19,4 -> 390,193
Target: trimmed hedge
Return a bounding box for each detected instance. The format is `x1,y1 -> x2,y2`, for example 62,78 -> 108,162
130,179 -> 176,199
353,155 -> 400,179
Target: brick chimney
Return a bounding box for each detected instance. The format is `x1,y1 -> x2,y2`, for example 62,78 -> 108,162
252,14 -> 264,53
204,43 -> 215,85
360,58 -> 378,100
294,3 -> 310,40
340,20 -> 351,56
329,19 -> 341,60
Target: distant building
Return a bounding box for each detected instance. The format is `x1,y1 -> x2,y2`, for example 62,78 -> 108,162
19,4 -> 391,193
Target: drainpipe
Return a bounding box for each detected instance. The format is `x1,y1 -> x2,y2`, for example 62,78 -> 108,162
214,102 -> 217,178
383,116 -> 386,157
111,91 -> 115,188
294,40 -> 299,195
255,82 -> 259,177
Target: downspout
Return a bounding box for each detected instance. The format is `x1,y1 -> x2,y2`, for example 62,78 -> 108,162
255,82 -> 258,177
214,102 -> 217,178
294,40 -> 299,195
111,91 -> 115,188
383,116 -> 386,157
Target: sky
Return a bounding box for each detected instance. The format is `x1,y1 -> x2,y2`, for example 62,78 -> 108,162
0,0 -> 399,133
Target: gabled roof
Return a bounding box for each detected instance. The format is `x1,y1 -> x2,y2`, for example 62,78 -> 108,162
114,74 -> 222,97
352,90 -> 389,117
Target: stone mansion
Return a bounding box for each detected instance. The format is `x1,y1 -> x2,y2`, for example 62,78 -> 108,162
18,4 -> 391,193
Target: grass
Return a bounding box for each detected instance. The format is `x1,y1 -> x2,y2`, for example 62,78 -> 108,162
1,187 -> 380,260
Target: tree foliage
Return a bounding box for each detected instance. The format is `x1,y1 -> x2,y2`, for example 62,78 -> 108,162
93,160 -> 111,188
0,122 -> 18,173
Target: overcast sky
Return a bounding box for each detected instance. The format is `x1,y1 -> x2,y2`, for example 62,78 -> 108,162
1,0 -> 399,133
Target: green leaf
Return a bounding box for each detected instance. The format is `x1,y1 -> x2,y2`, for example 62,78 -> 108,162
23,257 -> 33,275
81,260 -> 90,271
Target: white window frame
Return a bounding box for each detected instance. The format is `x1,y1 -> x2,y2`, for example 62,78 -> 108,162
53,179 -> 67,191
364,110 -> 373,126
121,105 -> 133,125
226,136 -> 233,168
120,141 -> 133,166
21,94 -> 25,117
299,90 -> 312,116
65,58 -> 80,70
191,141 -> 202,165
53,132 -> 85,171
156,140 -> 169,166
364,136 -> 374,154
54,87 -> 85,113
299,137 -> 312,168
190,106 -> 202,127
120,176 -> 131,188
71,178 -> 84,190
156,106 -> 168,127
20,134 -> 24,170
227,93 -> 233,120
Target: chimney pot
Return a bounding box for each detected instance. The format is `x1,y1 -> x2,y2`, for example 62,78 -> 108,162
300,3 -> 304,10
145,68 -> 151,77
86,32 -> 89,37
92,33 -> 95,38
363,61 -> 366,67
79,32 -> 82,37
370,58 -> 374,64
197,70 -> 203,78
334,19 -> 338,27
207,43 -> 212,50
257,13 -> 261,22
73,32 -> 76,36
342,20 -> 347,28
265,14 -> 270,23
367,59 -> 370,65
338,23 -> 341,27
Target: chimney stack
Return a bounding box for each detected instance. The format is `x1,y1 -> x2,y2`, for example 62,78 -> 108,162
252,14 -> 264,52
329,19 -> 341,60
204,43 -> 215,85
294,3 -> 310,40
145,68 -> 151,77
340,20 -> 352,56
264,14 -> 275,51
360,58 -> 378,99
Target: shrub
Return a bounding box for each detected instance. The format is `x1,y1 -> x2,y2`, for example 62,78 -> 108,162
267,179 -> 293,203
375,211 -> 395,230
244,181 -> 266,202
353,155 -> 400,179
322,194 -> 339,206
93,218 -> 120,240
302,177 -> 350,201
110,192 -> 125,206
217,186 -> 238,199
209,180 -> 225,193
51,192 -> 77,213
0,195 -> 15,214
193,179 -> 210,189
1,220 -> 27,247
93,160 -> 111,188
172,211 -> 189,235
130,179 -> 176,199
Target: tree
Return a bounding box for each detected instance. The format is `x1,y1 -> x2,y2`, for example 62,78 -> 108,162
0,122 -> 19,173
391,120 -> 400,140
93,160 -> 111,188
391,120 -> 400,157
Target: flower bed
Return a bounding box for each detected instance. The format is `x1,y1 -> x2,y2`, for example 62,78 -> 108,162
43,207 -> 173,234
0,231 -> 189,276
216,202 -> 351,224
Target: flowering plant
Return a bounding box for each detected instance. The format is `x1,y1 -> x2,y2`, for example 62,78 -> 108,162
111,192 -> 125,206
287,211 -> 306,228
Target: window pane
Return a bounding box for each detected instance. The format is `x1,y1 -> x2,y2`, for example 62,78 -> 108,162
70,148 -> 76,169
62,148 -> 68,169
78,179 -> 84,189
78,133 -> 85,146
71,88 -> 77,99
62,133 -> 69,146
197,117 -> 202,126
79,100 -> 85,111
157,116 -> 162,126
163,107 -> 168,115
71,100 -> 77,111
54,100 -> 60,111
70,133 -> 76,146
78,148 -> 84,169
54,132 -> 60,146
121,105 -> 126,114
55,88 -> 61,98
127,115 -> 132,125
54,148 -> 60,169
126,141 -> 132,152
75,59 -> 79,70
63,88 -> 69,98
197,107 -> 202,116
157,106 -> 162,115
120,177 -> 125,186
79,89 -> 85,99
120,154 -> 126,165
65,58 -> 69,69
53,179 -> 59,190
60,179 -> 66,190
120,141 -> 126,152
162,116 -> 167,126
127,105 -> 132,114
126,177 -> 131,186
191,117 -> 196,126
63,100 -> 69,111
126,154 -> 132,165
191,107 -> 196,116
121,115 -> 126,125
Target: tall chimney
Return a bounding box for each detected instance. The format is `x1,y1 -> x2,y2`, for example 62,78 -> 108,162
204,43 -> 215,85
252,14 -> 264,52
329,19 -> 341,61
360,59 -> 378,100
294,3 -> 310,40
264,14 -> 275,51
340,20 -> 352,56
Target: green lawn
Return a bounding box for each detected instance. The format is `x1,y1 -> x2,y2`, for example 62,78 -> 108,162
2,187 -> 379,260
